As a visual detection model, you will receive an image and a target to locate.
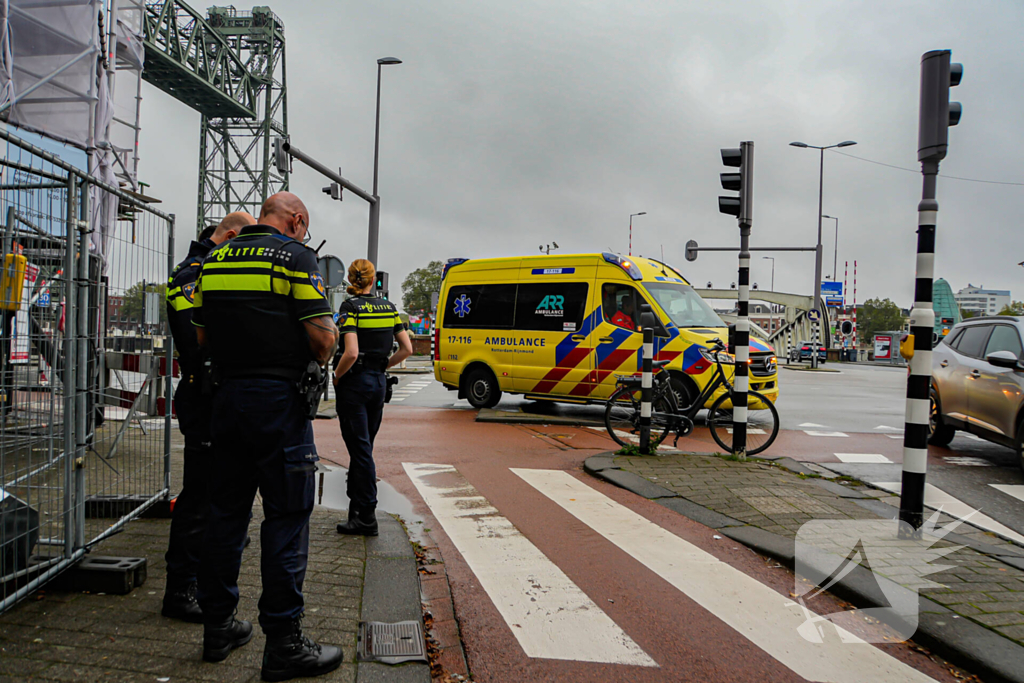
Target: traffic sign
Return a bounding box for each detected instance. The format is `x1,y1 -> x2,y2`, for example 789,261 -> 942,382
807,309 -> 821,322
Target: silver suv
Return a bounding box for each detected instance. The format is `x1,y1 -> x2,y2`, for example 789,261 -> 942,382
931,316 -> 1024,465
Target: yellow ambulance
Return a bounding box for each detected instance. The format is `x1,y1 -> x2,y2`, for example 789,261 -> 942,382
432,252 -> 779,409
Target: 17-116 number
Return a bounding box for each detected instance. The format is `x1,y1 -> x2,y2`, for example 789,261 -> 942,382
447,335 -> 472,344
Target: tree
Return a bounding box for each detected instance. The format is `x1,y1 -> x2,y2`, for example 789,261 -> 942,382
401,260 -> 443,315
998,301 -> 1024,316
121,281 -> 168,327
961,308 -> 977,319
858,298 -> 905,343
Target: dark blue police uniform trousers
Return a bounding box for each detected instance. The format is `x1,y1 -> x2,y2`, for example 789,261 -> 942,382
336,369 -> 386,514
196,378 -> 318,633
164,380 -> 211,590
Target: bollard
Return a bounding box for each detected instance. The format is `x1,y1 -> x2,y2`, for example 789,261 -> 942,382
639,326 -> 654,454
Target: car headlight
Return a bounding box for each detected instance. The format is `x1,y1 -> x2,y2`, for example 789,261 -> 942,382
699,347 -> 734,364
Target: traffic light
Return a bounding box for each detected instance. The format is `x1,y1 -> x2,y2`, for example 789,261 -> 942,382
375,271 -> 389,299
718,142 -> 753,227
322,183 -> 342,201
274,137 -> 291,173
918,50 -> 962,163
685,239 -> 698,262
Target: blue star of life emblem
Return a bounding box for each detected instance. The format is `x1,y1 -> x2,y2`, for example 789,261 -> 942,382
454,294 -> 472,318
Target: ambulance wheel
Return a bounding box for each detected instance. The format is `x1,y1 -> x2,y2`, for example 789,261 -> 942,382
669,376 -> 698,412
465,367 -> 501,409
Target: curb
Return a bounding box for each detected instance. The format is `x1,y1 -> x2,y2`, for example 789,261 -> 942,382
390,368 -> 433,375
584,453 -> 1024,683
356,513 -> 431,683
780,365 -> 841,373
477,407 -> 603,427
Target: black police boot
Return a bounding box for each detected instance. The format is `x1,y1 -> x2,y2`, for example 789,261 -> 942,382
261,618 -> 343,682
202,614 -> 253,662
162,581 -> 203,623
336,509 -> 378,536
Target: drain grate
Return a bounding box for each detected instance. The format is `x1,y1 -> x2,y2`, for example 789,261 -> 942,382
357,620 -> 427,664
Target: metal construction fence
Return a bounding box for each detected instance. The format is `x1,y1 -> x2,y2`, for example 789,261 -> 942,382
0,127 -> 174,612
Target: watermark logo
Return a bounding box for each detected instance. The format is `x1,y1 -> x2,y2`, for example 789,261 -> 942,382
790,512 -> 966,643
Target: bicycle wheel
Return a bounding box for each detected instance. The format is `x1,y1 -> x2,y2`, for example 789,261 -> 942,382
706,390 -> 780,456
604,386 -> 673,449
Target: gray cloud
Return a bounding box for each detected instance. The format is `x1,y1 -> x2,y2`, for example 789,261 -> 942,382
139,0 -> 1024,308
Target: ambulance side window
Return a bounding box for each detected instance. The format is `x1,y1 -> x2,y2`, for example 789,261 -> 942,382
601,284 -> 642,332
444,284 -> 517,329
514,283 -> 589,332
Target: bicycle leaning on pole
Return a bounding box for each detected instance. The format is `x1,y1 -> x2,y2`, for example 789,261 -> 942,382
604,338 -> 780,456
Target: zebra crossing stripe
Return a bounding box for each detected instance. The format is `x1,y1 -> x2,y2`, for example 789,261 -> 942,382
991,485 -> 1024,503
513,468 -> 938,683
875,482 -> 1024,546
835,453 -> 891,464
402,463 -> 656,666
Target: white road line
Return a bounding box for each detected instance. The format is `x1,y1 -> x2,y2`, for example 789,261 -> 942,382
402,463 -> 656,667
834,453 -> 892,464
389,398 -> 406,402
799,422 -> 829,428
874,482 -> 1024,546
943,457 -> 994,467
991,484 -> 1024,503
803,430 -> 849,438
513,469 -> 937,683
960,433 -> 985,442
886,435 -> 904,440
874,425 -> 903,432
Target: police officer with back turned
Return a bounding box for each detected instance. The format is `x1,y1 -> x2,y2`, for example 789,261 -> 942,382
192,192 -> 343,680
162,211 -> 254,622
334,259 -> 412,536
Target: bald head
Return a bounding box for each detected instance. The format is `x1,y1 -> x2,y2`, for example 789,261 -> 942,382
259,192 -> 309,241
210,211 -> 255,245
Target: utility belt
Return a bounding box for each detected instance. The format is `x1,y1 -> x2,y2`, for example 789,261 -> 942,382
201,356 -> 304,396
350,353 -> 388,373
202,358 -> 325,419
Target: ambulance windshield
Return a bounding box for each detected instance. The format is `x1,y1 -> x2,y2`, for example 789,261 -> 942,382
643,283 -> 725,329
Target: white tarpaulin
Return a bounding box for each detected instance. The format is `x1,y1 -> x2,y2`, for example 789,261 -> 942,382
5,0 -> 101,150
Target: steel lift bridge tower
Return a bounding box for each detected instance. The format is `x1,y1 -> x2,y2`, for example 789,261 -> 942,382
142,2 -> 287,231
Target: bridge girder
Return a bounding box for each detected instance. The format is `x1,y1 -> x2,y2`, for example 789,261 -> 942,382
142,1 -> 257,118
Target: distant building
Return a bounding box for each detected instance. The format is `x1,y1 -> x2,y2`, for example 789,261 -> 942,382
933,279 -> 962,333
955,284 -> 1011,316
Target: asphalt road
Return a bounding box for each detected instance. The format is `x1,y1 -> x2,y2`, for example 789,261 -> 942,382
388,364 -> 1024,547
313,407 -> 960,683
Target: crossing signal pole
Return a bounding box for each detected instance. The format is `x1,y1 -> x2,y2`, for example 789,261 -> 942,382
719,141 -> 753,459
900,50 -> 963,532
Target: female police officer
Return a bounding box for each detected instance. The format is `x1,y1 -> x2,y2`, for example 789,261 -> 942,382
334,259 -> 412,536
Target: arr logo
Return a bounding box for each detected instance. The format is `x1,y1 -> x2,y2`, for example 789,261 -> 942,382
536,295 -> 564,310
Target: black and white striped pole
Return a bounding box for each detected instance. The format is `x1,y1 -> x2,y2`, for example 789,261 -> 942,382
719,141 -> 753,459
900,50 -> 962,531
639,311 -> 655,454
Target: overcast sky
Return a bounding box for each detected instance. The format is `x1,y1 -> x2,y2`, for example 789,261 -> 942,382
139,0 -> 1024,309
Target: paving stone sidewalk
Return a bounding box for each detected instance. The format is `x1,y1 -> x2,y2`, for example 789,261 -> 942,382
0,435 -> 366,683
616,452 -> 1024,646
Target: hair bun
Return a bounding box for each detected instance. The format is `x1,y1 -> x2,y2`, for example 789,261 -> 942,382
346,259 -> 376,295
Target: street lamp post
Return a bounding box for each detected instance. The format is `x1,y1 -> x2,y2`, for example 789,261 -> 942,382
368,56 -> 402,268
629,212 -> 646,256
790,140 -> 856,367
822,214 -> 839,279
762,256 -> 775,335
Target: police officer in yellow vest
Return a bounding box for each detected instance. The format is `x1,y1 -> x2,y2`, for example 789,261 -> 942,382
192,193 -> 343,680
334,259 -> 412,536
162,211 -> 253,622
